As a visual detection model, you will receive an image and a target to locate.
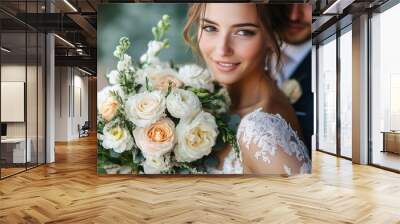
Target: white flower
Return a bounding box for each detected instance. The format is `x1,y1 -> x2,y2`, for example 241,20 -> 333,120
281,79 -> 303,104
102,123 -> 134,153
117,54 -> 133,72
133,118 -> 176,158
139,40 -> 165,66
142,154 -> 172,174
125,91 -> 166,127
178,64 -> 214,92
166,89 -> 201,119
97,85 -> 124,121
139,54 -> 170,69
107,70 -> 120,85
174,111 -> 219,162
147,40 -> 164,56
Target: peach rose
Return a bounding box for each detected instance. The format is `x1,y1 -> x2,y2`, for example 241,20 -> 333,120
99,97 -> 119,121
133,118 -> 176,158
152,74 -> 183,92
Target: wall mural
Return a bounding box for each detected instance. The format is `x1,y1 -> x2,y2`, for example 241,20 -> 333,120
97,3 -> 313,175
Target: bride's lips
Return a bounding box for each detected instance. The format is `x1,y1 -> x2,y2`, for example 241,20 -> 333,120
213,60 -> 240,73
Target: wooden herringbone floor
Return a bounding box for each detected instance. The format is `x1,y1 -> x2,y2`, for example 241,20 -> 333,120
1,135 -> 400,224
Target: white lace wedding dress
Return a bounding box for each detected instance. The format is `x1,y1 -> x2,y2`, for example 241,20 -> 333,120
209,108 -> 311,175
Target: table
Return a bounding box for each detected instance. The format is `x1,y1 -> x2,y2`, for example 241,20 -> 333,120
1,138 -> 32,163
381,131 -> 400,154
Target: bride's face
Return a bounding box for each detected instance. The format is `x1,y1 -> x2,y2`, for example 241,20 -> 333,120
198,3 -> 268,85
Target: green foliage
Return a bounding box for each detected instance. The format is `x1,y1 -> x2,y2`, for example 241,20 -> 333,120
113,37 -> 131,60
119,70 -> 138,95
186,86 -> 226,113
216,115 -> 241,159
152,15 -> 171,41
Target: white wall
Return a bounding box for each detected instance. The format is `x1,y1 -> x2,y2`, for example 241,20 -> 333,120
55,67 -> 89,141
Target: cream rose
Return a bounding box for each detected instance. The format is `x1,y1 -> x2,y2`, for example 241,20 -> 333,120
178,64 -> 214,92
142,154 -> 172,174
97,86 -> 124,121
174,111 -> 219,162
125,91 -> 166,127
147,68 -> 183,92
133,118 -> 176,158
166,89 -> 201,119
102,124 -> 134,153
99,97 -> 119,121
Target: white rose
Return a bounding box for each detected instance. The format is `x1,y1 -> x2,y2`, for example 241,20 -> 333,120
142,154 -> 172,174
117,54 -> 133,72
178,64 -> 214,92
102,124 -> 134,153
125,91 -> 166,127
107,70 -> 120,85
166,89 -> 201,119
133,118 -> 176,158
174,111 -> 219,162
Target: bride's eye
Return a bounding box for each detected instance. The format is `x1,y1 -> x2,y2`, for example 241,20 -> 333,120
202,25 -> 217,32
235,29 -> 256,37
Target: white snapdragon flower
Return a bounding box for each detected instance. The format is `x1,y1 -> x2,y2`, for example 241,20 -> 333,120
125,91 -> 166,127
174,111 -> 219,162
178,64 -> 214,92
102,123 -> 134,153
117,54 -> 133,72
147,40 -> 164,56
166,89 -> 201,119
107,70 -> 120,85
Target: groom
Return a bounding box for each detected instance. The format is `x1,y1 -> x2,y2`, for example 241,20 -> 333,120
271,4 -> 313,156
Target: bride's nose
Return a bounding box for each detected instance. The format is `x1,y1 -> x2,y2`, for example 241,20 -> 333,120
215,34 -> 234,57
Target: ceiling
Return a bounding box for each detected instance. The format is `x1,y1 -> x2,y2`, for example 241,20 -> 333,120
1,0 -> 394,74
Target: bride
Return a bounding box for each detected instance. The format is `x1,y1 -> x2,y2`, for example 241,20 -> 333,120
183,3 -> 311,175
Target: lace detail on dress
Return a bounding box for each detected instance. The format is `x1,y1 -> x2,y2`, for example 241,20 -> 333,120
237,108 -> 311,175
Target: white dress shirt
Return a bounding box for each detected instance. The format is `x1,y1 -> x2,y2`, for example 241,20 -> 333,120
272,39 -> 312,87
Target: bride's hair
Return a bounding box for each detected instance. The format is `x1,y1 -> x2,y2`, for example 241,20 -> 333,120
183,3 -> 282,73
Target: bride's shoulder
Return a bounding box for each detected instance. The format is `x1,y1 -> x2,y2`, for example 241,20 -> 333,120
237,108 -> 304,148
237,108 -> 295,137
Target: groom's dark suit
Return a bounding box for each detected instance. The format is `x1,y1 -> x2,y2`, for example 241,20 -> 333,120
290,52 -> 313,157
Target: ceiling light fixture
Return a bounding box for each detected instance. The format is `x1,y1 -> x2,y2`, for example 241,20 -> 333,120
322,0 -> 355,15
54,34 -> 75,48
78,67 -> 93,76
63,0 -> 78,12
1,47 -> 11,53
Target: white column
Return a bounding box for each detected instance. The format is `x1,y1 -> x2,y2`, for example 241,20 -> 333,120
46,33 -> 55,163
352,14 -> 369,164
45,0 -> 56,163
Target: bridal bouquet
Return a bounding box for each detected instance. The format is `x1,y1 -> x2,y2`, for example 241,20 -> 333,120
97,15 -> 239,174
